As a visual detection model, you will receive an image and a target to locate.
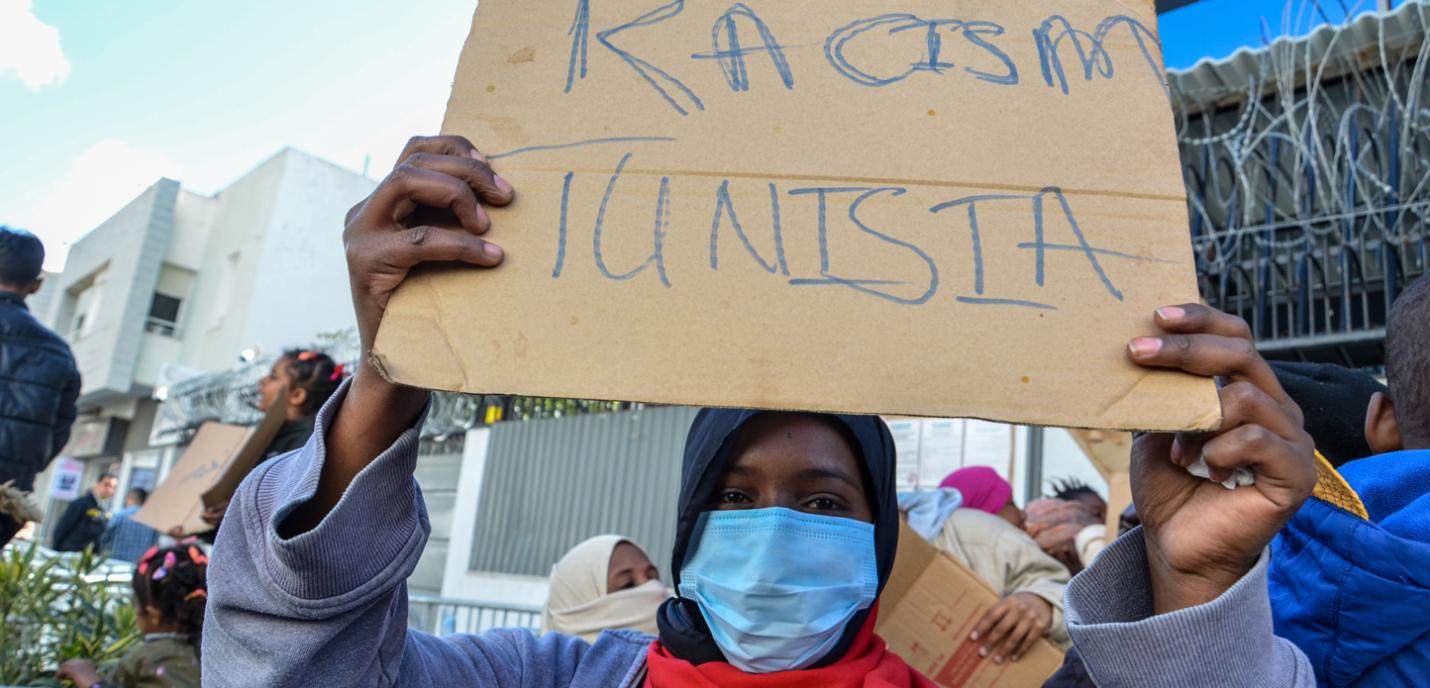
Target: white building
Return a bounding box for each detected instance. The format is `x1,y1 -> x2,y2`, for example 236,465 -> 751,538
29,148 -> 375,527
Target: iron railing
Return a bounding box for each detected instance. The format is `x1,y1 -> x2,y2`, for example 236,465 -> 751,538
406,594 -> 543,636
150,354 -> 643,446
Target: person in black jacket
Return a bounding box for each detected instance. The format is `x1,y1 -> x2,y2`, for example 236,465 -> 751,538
52,472 -> 117,552
0,227 -> 82,546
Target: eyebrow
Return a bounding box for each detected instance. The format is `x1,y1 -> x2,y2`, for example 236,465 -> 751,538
795,467 -> 862,491
723,464 -> 862,490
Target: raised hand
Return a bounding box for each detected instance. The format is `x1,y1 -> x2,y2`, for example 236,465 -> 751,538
284,135 -> 515,535
344,135 -> 514,357
971,592 -> 1053,664
1126,304 -> 1315,613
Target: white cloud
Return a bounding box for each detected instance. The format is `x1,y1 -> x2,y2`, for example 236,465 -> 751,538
15,139 -> 182,271
0,0 -> 71,90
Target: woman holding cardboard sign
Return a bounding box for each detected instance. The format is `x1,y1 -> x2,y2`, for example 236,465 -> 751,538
184,350 -> 347,539
203,135 -> 1317,687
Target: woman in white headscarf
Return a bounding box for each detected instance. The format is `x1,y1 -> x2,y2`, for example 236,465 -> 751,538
539,535 -> 670,642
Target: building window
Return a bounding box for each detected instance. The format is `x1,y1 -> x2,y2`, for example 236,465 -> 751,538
145,292 -> 182,336
65,266 -> 107,340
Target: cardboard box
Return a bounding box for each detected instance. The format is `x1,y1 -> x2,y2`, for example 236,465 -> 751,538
878,524 -> 1064,687
132,397 -> 287,535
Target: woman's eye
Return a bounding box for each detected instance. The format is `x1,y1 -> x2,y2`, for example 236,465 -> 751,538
718,490 -> 751,505
805,497 -> 844,511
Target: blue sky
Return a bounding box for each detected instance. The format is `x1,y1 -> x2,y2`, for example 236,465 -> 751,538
1160,0 -> 1406,68
0,0 -> 1409,270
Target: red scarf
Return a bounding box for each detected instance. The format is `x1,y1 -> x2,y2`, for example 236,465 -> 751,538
644,606 -> 935,688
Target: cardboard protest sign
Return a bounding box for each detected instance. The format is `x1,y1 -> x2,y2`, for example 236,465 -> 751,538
879,524 -> 1063,686
373,0 -> 1221,431
200,395 -> 289,510
132,398 -> 287,535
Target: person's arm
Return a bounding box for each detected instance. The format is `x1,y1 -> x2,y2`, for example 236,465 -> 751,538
1058,303 -> 1318,687
281,134 -> 510,536
49,368 -> 80,464
967,521 -> 1070,661
55,658 -> 102,688
996,529 -> 1070,648
204,135 -> 608,687
205,382 -> 576,686
1064,529 -> 1313,687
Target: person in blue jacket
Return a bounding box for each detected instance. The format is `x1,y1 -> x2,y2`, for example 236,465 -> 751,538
1269,272 -> 1430,687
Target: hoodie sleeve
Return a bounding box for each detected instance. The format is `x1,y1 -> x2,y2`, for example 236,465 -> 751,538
1063,528 -> 1314,688
202,380 -> 597,688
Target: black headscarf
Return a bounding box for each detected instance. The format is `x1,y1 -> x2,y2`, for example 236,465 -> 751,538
1269,361 -> 1386,467
655,408 -> 900,667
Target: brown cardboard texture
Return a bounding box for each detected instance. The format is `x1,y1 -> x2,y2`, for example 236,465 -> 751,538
132,398 -> 286,534
202,392 -> 288,509
879,524 -> 1063,687
1068,429 -> 1133,478
372,0 -> 1221,431
1105,471 -> 1133,536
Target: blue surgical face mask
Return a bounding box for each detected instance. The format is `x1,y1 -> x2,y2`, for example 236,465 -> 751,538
677,507 -> 879,673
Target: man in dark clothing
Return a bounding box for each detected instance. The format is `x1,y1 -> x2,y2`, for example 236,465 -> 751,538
52,472 -> 117,552
0,227 -> 82,546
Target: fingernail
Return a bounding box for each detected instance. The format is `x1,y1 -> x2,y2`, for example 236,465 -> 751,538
1157,306 -> 1186,321
994,656 -> 1004,664
970,632 -> 979,641
979,647 -> 988,657
1129,337 -> 1163,357
469,149 -> 488,163
1012,655 -> 1021,662
483,243 -> 503,259
494,174 -> 513,194
1171,436 -> 1184,464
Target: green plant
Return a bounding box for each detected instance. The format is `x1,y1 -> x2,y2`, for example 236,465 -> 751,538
0,543 -> 140,687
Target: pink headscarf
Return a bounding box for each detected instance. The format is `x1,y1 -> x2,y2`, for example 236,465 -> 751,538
939,466 -> 1013,515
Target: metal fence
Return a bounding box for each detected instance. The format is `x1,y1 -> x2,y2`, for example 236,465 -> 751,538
152,354 -> 646,447
406,594 -> 543,637
1168,3 -> 1430,366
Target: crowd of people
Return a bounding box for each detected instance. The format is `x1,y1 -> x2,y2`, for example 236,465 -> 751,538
1,131 -> 1427,687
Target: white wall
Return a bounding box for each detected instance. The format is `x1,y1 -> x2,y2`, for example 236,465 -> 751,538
167,191 -> 217,270
240,149 -> 373,355
134,331 -> 183,389
186,154 -> 286,370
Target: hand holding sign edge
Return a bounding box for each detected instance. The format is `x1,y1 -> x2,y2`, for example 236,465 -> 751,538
1125,303 -> 1315,614
282,135 -> 516,537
